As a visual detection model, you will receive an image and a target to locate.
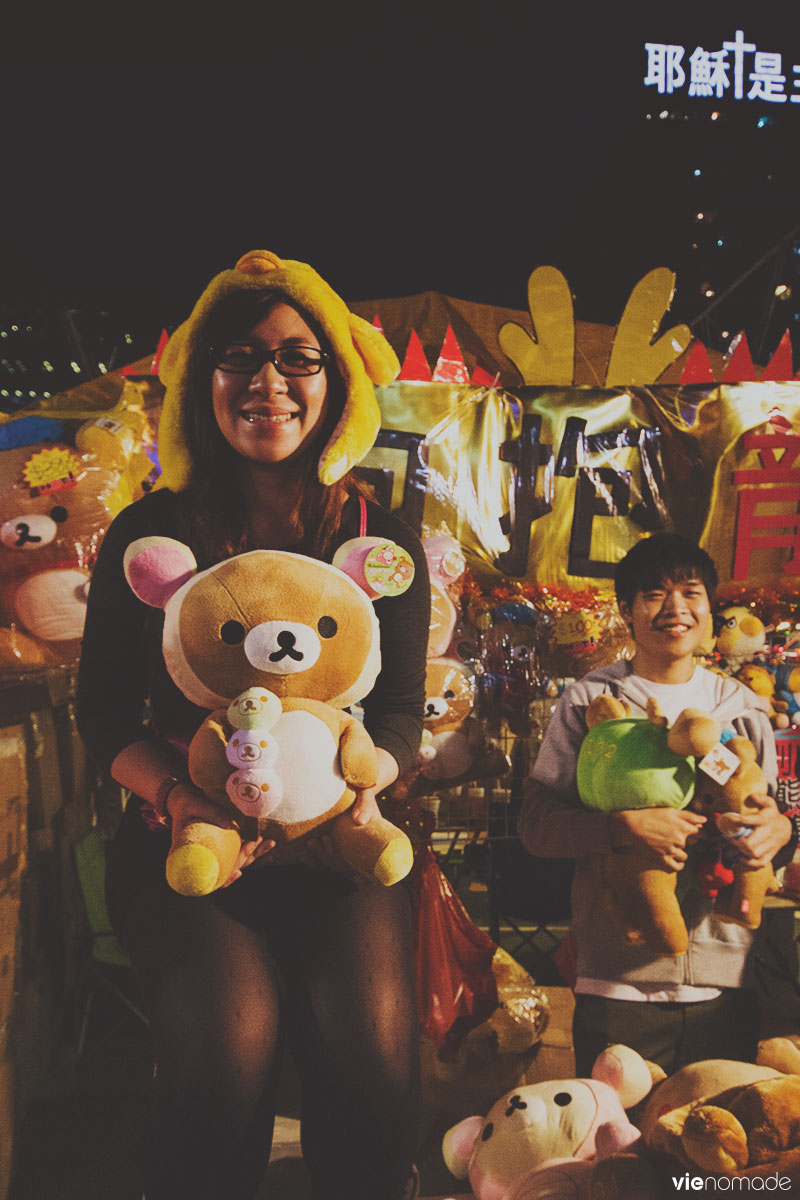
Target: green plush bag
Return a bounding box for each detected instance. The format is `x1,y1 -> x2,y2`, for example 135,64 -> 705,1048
577,717 -> 696,812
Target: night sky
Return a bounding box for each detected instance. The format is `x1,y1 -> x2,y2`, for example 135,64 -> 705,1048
3,5 -> 797,344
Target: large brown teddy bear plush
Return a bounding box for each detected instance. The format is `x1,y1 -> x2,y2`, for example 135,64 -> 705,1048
124,536 -> 414,896
689,737 -> 777,930
639,1058 -> 800,1183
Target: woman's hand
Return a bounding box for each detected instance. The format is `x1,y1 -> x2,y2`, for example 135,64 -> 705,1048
718,794 -> 792,870
167,782 -> 275,888
609,807 -> 707,872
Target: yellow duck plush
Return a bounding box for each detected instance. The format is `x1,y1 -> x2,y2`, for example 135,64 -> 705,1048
124,536 -> 414,895
715,605 -> 766,672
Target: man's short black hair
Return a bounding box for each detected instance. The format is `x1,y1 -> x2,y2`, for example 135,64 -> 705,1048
615,533 -> 718,608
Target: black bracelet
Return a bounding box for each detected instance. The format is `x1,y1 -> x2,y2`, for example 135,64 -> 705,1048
147,776 -> 182,828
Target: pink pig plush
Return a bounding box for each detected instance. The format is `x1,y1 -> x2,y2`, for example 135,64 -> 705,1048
442,1045 -> 655,1200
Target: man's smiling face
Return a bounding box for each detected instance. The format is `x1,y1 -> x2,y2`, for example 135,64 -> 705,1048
619,574 -> 711,674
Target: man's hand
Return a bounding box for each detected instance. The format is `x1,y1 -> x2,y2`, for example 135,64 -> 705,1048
717,793 -> 792,870
610,807 -> 707,872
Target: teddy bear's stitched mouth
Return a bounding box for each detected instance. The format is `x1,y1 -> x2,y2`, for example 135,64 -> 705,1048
269,630 -> 304,663
243,620 -> 322,674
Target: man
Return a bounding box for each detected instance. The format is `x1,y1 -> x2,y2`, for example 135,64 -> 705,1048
519,533 -> 794,1073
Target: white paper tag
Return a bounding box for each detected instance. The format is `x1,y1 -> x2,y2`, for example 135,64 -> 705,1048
698,742 -> 740,786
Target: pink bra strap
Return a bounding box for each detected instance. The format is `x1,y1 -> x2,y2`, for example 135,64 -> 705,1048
358,494 -> 367,537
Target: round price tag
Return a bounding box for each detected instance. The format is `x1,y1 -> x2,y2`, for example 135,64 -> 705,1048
363,542 -> 415,596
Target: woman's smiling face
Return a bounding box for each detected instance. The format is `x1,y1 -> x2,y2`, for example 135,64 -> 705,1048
211,302 -> 331,468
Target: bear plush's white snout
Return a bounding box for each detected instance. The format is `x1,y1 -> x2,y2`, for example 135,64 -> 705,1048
1,513 -> 61,549
243,621 -> 322,674
424,696 -> 450,720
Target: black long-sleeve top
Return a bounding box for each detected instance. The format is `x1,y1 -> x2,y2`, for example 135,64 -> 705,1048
77,489 -> 430,779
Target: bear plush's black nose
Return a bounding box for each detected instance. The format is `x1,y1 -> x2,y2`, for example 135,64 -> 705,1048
505,1095 -> 527,1117
269,630 -> 304,663
14,522 -> 41,547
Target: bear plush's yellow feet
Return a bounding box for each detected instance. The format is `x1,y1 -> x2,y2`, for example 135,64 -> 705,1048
682,1105 -> 750,1173
165,822 -> 242,896
331,813 -> 413,886
373,836 -> 414,886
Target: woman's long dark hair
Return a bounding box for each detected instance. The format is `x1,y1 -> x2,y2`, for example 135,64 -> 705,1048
173,289 -> 372,566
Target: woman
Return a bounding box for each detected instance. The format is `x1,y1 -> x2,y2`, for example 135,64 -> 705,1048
77,250 -> 430,1200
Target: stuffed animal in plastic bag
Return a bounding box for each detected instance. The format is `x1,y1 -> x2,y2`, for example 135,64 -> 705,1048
124,537 -> 415,896
577,695 -> 721,956
0,443 -> 126,648
417,657 -> 508,788
75,395 -> 157,501
442,1043 -> 658,1199
422,532 -> 466,658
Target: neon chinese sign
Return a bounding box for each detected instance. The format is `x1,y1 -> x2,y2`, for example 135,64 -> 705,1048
644,30 -> 800,103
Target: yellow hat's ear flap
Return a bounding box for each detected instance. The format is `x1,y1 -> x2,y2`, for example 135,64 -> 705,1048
158,321 -> 188,389
156,320 -> 195,491
348,314 -> 400,385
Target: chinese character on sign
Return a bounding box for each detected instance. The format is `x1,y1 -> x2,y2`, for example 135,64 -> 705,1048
645,30 -> 796,103
748,52 -> 788,102
722,30 -> 757,99
689,47 -> 730,98
732,431 -> 800,579
644,42 -> 686,94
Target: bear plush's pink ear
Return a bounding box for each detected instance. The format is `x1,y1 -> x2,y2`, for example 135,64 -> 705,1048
592,1044 -> 653,1110
123,536 -> 198,609
441,1115 -> 484,1181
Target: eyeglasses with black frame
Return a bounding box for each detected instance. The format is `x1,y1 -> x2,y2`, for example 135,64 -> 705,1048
210,342 -> 330,377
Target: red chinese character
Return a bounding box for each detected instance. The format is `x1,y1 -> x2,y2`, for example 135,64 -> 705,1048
732,432 -> 800,579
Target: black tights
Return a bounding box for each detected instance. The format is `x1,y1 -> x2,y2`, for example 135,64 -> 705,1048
107,804 -> 421,1200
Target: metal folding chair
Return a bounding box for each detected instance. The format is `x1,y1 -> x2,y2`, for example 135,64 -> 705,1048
72,828 -> 148,1057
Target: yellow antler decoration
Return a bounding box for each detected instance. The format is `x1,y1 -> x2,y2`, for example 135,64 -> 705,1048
605,268 -> 692,386
498,266 -> 575,385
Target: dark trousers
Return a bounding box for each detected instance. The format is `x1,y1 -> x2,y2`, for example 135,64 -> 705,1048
572,988 -> 759,1077
107,800 -> 420,1200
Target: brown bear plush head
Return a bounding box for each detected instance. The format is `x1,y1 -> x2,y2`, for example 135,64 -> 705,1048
124,537 -> 383,711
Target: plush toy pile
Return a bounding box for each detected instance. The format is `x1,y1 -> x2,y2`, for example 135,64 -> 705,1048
441,1049 -> 800,1197
124,537 -> 415,895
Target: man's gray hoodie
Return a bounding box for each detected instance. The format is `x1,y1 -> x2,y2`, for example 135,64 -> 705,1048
518,659 -> 779,989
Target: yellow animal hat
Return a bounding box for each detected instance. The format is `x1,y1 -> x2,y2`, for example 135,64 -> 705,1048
157,249 -> 400,488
